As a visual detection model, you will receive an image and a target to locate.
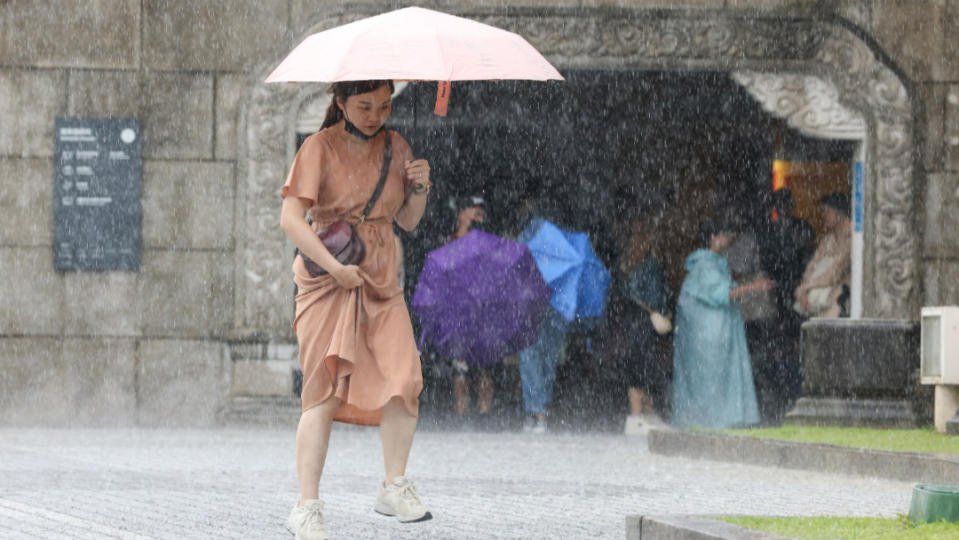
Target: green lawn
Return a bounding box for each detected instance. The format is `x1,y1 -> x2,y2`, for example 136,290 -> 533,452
720,425 -> 959,455
717,516 -> 959,540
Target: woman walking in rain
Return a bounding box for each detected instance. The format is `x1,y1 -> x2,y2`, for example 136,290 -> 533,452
671,219 -> 773,430
280,80 -> 433,539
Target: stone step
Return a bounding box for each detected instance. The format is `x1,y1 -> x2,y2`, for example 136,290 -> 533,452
786,396 -> 923,428
219,395 -> 301,427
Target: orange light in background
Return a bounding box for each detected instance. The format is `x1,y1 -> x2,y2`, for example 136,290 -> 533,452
771,160 -> 793,222
772,159 -> 790,191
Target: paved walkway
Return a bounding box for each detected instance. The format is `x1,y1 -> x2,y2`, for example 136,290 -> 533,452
0,427 -> 913,539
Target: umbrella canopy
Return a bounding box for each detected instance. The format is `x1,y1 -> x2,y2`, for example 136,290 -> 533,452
411,230 -> 551,368
265,7 -> 563,115
521,219 -> 611,322
265,7 -> 563,83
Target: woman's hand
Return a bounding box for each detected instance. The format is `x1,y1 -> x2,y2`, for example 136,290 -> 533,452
331,264 -> 364,290
405,159 -> 431,191
750,277 -> 776,293
797,289 -> 810,311
732,277 -> 775,300
395,159 -> 431,231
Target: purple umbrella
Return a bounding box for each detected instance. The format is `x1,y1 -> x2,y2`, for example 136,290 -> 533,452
412,230 -> 551,368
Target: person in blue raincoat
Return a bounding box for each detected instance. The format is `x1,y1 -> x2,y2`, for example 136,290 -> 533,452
671,219 -> 775,430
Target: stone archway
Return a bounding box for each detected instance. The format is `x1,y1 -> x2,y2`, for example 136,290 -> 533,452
235,8 -> 917,339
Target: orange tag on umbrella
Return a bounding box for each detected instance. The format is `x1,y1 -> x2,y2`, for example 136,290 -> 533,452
434,81 -> 451,116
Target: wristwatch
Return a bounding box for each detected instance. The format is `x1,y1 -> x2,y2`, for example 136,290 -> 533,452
410,182 -> 432,195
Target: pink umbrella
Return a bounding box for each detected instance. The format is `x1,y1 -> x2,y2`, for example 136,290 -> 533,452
265,6 -> 563,115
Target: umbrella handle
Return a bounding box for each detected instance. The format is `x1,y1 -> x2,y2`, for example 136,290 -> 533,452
434,81 -> 451,116
410,82 -> 417,153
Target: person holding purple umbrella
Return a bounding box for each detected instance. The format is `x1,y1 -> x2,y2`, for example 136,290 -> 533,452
413,197 -> 552,433
446,195 -> 497,425
280,80 -> 433,538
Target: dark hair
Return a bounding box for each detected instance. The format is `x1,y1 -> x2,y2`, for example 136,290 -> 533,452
819,192 -> 850,218
698,218 -> 734,248
321,80 -> 395,130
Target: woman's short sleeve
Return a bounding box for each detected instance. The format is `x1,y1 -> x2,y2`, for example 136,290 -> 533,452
281,134 -> 324,205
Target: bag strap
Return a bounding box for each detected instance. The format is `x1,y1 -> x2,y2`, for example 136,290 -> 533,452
356,132 -> 392,225
630,295 -> 669,319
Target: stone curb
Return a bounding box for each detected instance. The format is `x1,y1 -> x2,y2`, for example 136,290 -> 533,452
648,429 -> 959,484
626,515 -> 791,540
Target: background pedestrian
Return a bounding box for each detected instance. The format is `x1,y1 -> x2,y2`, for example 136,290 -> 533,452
670,219 -> 773,430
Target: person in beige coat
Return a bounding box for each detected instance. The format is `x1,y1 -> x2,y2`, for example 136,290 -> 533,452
794,193 -> 852,319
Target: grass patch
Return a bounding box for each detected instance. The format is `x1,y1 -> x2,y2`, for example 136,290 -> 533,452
720,425 -> 959,455
717,516 -> 959,540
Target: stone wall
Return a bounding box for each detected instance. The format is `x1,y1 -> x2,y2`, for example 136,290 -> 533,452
0,0 -> 954,425
0,0 -> 287,426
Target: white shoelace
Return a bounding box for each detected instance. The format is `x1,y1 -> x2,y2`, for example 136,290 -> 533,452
303,504 -> 325,530
397,482 -> 424,507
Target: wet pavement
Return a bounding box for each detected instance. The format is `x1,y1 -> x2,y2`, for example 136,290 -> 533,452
0,426 -> 912,539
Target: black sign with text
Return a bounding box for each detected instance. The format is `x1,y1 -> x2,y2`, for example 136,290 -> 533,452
54,117 -> 142,271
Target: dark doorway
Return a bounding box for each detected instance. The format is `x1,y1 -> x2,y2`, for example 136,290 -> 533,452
385,71 -> 854,430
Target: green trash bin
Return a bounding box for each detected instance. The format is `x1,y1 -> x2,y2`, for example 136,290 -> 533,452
909,484 -> 959,524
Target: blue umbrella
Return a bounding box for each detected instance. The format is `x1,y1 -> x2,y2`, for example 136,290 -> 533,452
521,218 -> 611,322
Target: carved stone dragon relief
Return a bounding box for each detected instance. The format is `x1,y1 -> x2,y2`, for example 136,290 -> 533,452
238,10 -> 916,336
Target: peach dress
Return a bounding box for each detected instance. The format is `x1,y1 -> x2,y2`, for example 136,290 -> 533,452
281,127 -> 422,426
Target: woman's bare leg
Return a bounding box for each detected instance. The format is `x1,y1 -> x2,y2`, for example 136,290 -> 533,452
477,370 -> 493,415
296,397 -> 341,505
379,396 -> 418,485
453,374 -> 470,415
628,387 -> 644,416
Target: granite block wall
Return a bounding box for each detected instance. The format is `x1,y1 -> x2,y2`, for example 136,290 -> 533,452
0,0 -> 954,425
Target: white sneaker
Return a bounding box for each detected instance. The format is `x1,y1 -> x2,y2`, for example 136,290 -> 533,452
624,415 -> 648,436
531,417 -> 547,434
285,499 -> 331,540
640,413 -> 668,430
374,476 -> 432,522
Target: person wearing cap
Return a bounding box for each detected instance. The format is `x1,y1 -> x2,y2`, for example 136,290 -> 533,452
446,195 -> 497,425
449,195 -> 486,241
794,192 -> 852,318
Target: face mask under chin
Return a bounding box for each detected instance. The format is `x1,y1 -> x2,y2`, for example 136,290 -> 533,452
343,114 -> 385,141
